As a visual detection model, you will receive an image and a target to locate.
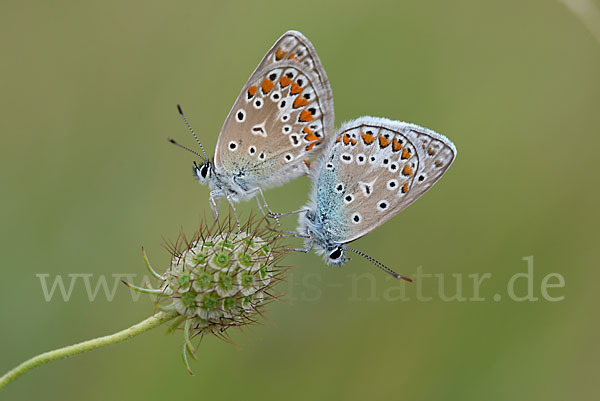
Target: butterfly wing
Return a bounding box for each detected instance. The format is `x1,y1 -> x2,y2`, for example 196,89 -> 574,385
311,116 -> 456,244
214,31 -> 334,189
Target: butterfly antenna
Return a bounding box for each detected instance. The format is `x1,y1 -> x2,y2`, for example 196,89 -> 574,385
346,247 -> 413,282
167,137 -> 206,160
177,104 -> 208,161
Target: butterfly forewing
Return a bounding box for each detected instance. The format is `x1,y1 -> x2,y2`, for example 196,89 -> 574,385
214,31 -> 334,189
252,31 -> 332,97
312,117 -> 456,244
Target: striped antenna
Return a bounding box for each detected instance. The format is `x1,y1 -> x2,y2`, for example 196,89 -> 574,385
347,247 -> 413,282
176,104 -> 208,161
168,137 -> 205,160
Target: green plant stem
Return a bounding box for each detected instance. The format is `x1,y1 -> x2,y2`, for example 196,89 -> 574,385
0,310 -> 179,390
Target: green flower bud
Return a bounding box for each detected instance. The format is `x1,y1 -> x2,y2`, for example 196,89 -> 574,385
133,216 -> 289,374
143,217 -> 287,345
191,270 -> 213,293
209,252 -> 233,271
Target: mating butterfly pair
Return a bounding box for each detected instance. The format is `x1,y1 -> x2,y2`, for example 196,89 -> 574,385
170,31 -> 456,280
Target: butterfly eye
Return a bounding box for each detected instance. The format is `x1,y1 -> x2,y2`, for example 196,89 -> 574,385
194,162 -> 210,181
329,247 -> 343,260
200,164 -> 210,178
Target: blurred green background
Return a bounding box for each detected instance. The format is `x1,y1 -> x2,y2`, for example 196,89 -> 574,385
1,0 -> 599,399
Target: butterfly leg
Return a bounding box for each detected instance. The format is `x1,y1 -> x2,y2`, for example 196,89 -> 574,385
225,194 -> 241,232
270,208 -> 310,219
255,188 -> 281,226
208,191 -> 223,221
274,230 -> 311,237
246,187 -> 281,226
254,196 -> 267,218
273,231 -> 313,252
285,239 -> 314,253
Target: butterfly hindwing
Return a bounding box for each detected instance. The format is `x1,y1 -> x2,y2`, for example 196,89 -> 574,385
311,116 -> 456,244
214,31 -> 334,189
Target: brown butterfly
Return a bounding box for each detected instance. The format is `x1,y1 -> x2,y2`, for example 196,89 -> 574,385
170,31 -> 334,227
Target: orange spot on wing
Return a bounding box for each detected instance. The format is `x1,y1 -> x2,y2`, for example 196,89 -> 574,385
350,138 -> 357,146
401,183 -> 409,193
290,82 -> 304,95
379,136 -> 391,148
392,138 -> 403,152
262,78 -> 274,94
288,53 -> 298,61
293,96 -> 309,108
401,148 -> 411,160
299,109 -> 314,122
402,164 -> 413,176
275,48 -> 287,60
336,135 -> 342,143
280,76 -> 292,87
305,142 -> 319,151
343,135 -> 350,145
302,126 -> 314,134
361,132 -> 375,145
305,133 -> 319,142
427,148 -> 436,156
247,85 -> 258,97
303,160 -> 311,169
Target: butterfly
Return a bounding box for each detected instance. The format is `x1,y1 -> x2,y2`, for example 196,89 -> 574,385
294,117 -> 457,280
170,31 -> 334,228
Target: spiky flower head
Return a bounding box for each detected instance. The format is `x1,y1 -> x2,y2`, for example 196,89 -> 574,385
126,215 -> 288,372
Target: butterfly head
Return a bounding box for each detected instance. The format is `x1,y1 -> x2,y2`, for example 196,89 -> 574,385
299,209 -> 348,266
193,160 -> 212,184
172,104 -> 213,185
